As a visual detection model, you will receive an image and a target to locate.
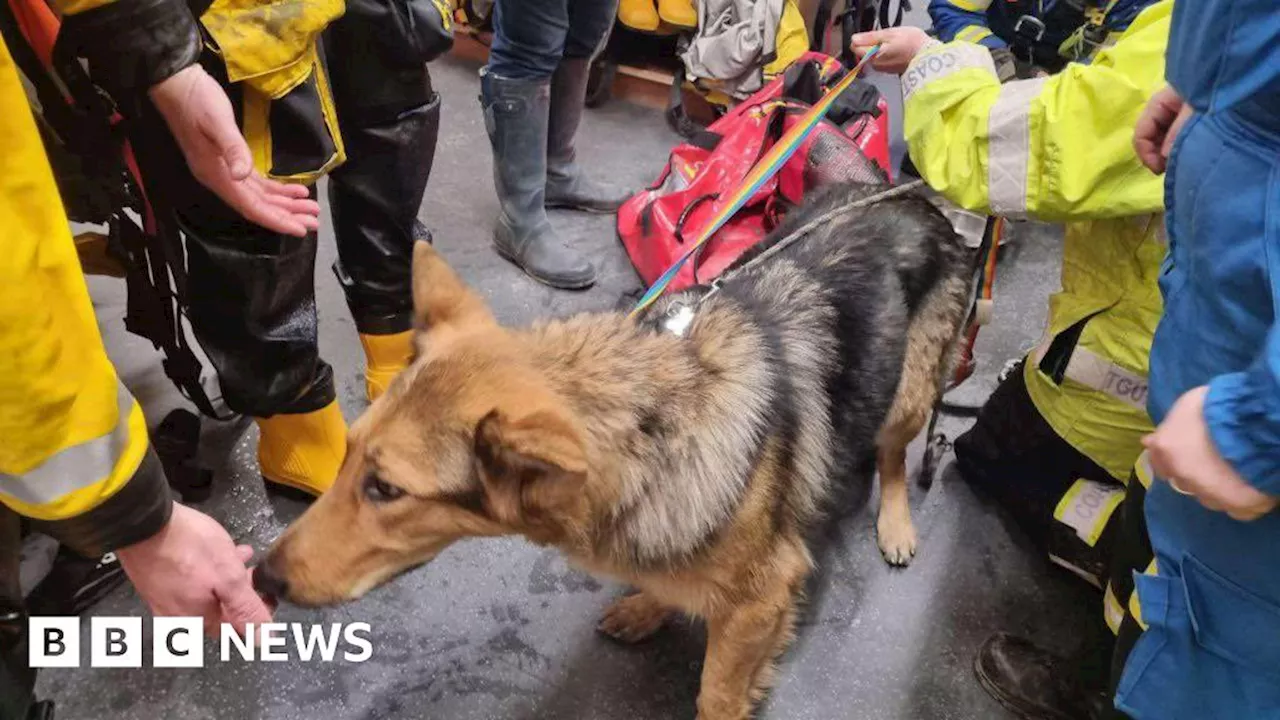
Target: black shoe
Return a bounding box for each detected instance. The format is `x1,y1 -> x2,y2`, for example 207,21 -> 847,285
974,633 -> 1109,720
480,71 -> 597,290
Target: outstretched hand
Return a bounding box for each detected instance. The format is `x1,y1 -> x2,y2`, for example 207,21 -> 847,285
118,503 -> 274,638
851,27 -> 935,75
149,66 -> 321,237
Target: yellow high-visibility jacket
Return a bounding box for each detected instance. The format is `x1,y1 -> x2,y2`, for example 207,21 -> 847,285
0,0 -> 197,553
902,0 -> 1172,480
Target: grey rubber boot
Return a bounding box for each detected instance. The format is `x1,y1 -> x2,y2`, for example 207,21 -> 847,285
481,70 -> 597,289
545,57 -> 630,213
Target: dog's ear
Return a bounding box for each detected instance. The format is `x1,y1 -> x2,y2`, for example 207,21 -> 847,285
473,408 -> 587,526
412,240 -> 494,331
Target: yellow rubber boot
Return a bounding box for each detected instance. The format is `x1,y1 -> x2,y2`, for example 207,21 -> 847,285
255,400 -> 347,497
657,0 -> 696,28
360,330 -> 415,402
618,0 -> 661,31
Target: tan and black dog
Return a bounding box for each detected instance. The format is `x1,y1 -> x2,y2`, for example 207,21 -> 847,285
255,182 -> 973,719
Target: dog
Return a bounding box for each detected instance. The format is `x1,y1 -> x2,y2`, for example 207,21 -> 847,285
255,181 -> 973,719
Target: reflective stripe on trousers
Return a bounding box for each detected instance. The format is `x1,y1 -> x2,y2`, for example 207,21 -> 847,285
1103,451 -> 1158,637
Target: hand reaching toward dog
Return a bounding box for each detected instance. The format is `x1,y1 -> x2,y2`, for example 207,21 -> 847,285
851,27 -> 937,74
1144,386 -> 1279,521
1134,85 -> 1193,175
149,66 -> 321,237
117,503 -> 274,638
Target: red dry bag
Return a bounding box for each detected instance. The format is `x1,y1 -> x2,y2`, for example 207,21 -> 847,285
618,52 -> 892,291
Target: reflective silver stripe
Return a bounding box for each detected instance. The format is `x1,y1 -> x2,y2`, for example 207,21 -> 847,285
0,384 -> 135,506
987,76 -> 1049,218
901,41 -> 996,103
1033,340 -> 1149,410
1054,478 -> 1124,547
1049,554 -> 1104,590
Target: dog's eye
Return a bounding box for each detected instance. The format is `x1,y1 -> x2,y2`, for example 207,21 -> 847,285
363,473 -> 407,503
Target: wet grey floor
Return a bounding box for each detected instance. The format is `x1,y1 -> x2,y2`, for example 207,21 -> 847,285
38,46 -> 1101,720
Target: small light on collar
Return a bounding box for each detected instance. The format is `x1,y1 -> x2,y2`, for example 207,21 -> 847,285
662,303 -> 697,337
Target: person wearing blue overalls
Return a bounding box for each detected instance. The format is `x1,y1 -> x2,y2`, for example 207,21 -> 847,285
1122,0 -> 1280,716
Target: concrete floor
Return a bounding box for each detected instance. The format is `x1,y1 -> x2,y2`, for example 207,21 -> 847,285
35,46 -> 1102,720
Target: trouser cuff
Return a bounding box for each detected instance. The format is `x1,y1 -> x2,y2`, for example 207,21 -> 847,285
352,311 -> 415,336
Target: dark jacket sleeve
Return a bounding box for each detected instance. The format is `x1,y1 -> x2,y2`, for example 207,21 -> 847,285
28,450 -> 175,557
58,0 -> 203,103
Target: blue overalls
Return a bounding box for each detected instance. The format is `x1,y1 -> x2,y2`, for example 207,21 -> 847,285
1115,1 -> 1280,717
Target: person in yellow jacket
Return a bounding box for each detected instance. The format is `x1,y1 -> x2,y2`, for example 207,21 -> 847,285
854,3 -> 1171,717
0,0 -> 320,710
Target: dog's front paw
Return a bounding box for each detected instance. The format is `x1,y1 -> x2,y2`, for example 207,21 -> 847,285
876,516 -> 918,567
598,593 -> 671,644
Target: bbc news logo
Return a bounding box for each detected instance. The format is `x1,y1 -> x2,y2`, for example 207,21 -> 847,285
29,617 -> 373,668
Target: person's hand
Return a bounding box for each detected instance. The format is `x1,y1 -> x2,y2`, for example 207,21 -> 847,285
1134,85 -> 1192,175
851,28 -> 936,75
1144,386 -> 1279,521
148,66 -> 321,237
117,503 -> 273,637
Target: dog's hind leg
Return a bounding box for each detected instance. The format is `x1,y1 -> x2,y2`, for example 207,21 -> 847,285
598,592 -> 673,644
875,278 -> 968,567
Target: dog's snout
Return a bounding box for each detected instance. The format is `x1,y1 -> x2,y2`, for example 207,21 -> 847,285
252,561 -> 290,601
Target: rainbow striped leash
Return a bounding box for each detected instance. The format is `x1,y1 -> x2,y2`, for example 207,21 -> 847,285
628,44 -> 883,320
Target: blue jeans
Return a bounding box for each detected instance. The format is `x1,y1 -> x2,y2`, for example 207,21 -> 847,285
487,0 -> 616,80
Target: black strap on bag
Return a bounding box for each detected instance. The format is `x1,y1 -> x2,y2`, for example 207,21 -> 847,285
108,210 -> 233,422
